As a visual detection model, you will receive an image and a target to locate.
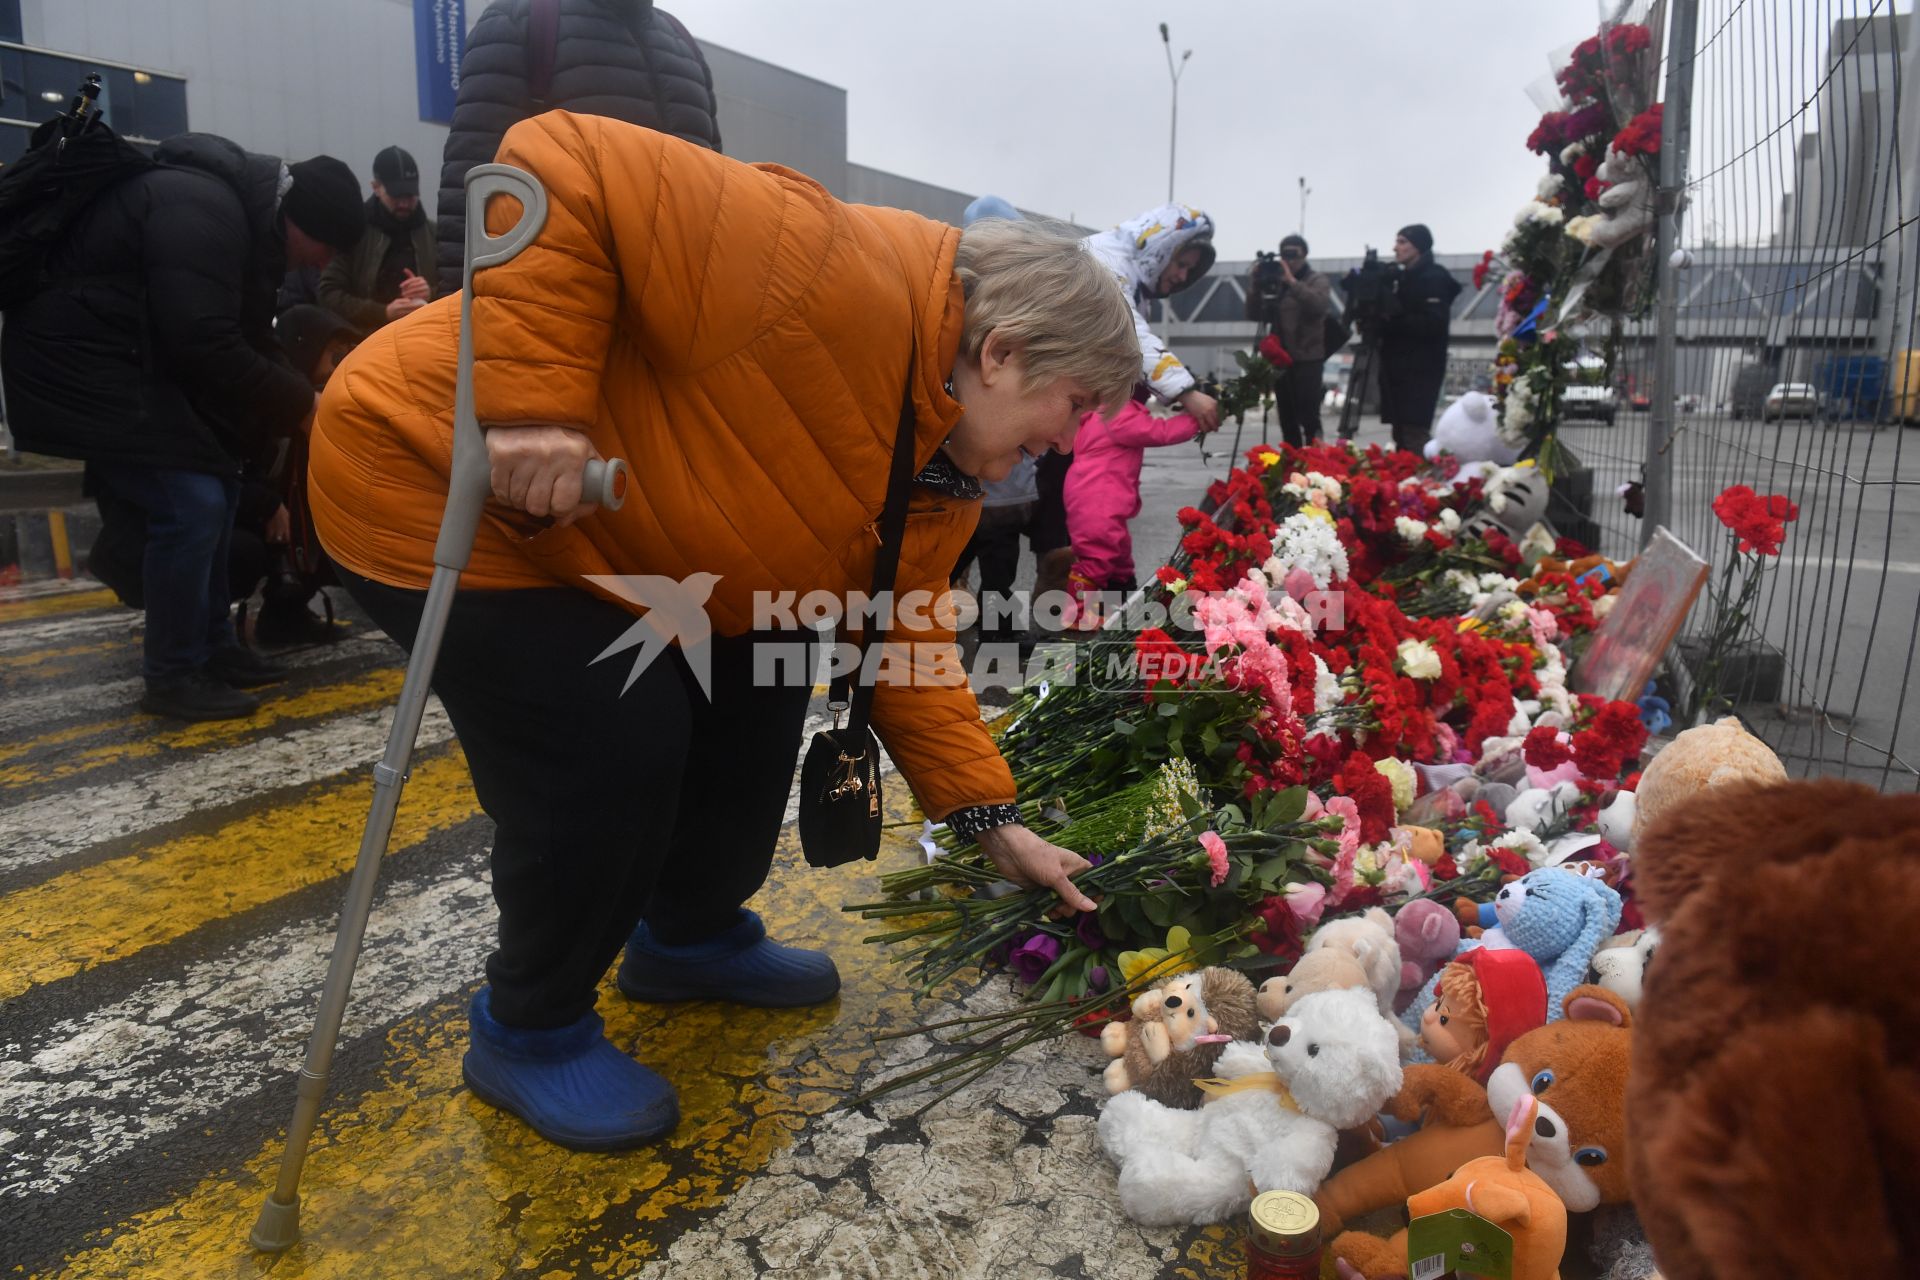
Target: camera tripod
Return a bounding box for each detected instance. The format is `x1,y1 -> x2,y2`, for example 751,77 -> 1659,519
1337,338 -> 1377,441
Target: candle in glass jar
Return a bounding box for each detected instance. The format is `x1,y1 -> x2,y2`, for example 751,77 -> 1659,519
1246,1190 -> 1322,1279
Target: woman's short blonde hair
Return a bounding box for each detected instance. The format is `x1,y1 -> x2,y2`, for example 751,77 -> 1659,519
953,217 -> 1141,411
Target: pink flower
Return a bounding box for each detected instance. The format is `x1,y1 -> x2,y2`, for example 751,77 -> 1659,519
1285,881 -> 1327,927
1525,605 -> 1560,649
1283,566 -> 1319,602
1200,830 -> 1231,887
1323,795 -> 1362,903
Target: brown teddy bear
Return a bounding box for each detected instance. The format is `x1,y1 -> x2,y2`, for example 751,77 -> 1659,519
1627,778 -> 1920,1279
1256,947 -> 1373,1020
1099,967 -> 1261,1108
1630,715 -> 1785,841
1314,984 -> 1633,1237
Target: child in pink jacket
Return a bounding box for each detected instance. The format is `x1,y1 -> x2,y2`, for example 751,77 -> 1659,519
1064,399 -> 1206,600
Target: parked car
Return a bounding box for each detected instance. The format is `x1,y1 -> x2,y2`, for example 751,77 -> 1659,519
1763,383 -> 1821,421
1629,391 -> 1652,410
1677,394 -> 1703,414
1562,384 -> 1618,425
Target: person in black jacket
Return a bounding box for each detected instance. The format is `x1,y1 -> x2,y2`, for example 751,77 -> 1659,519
1375,223 -> 1463,454
0,134 -> 365,721
434,0 -> 720,295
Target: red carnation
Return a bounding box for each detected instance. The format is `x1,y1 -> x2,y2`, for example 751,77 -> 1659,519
1523,725 -> 1572,770
1472,250 -> 1495,291
1486,845 -> 1532,877
1571,700 -> 1650,780
1612,103 -> 1663,158
1712,484 -> 1798,556
1336,752 -> 1398,846
1258,333 -> 1293,368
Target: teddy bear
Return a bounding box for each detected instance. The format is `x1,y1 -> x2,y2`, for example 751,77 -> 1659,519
1630,715 -> 1785,841
1330,1093 -> 1569,1280
1308,906 -> 1402,1019
1316,984 -> 1634,1237
1098,966 -> 1261,1108
1587,927 -> 1658,1012
1257,946 -> 1373,1020
1425,390 -> 1521,467
1097,986 -> 1404,1226
1393,898 -> 1461,1013
1626,778 -> 1920,1279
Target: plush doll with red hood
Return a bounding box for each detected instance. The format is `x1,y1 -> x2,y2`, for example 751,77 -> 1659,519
1417,948 -> 1550,1084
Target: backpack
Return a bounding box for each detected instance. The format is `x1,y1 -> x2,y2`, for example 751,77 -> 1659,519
0,85 -> 154,311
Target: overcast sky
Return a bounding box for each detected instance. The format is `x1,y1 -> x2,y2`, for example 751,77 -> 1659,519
675,0 -> 1612,262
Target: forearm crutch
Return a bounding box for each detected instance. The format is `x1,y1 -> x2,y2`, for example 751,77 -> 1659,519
251,165 -> 629,1252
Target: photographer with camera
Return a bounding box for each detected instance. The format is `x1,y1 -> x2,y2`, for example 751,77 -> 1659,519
1375,223 -> 1462,453
1245,233 -> 1332,447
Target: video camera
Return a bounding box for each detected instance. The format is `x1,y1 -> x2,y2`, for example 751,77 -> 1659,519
1248,249 -> 1287,309
1340,248 -> 1398,337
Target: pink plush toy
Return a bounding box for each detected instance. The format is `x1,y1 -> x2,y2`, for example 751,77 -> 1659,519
1393,899 -> 1461,1014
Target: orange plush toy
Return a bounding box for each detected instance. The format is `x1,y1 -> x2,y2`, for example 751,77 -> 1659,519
1330,1093 -> 1569,1280
1627,779 -> 1920,1279
1314,985 -> 1632,1236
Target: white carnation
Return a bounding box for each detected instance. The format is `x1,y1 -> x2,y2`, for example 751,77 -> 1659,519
1397,637 -> 1442,680
1395,516 -> 1430,544
1264,513 -> 1350,589
1312,654 -> 1342,714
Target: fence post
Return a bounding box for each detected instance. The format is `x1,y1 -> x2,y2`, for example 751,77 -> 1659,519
1644,0 -> 1701,546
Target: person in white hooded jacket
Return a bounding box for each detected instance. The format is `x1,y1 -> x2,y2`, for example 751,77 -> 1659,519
1081,203 -> 1221,429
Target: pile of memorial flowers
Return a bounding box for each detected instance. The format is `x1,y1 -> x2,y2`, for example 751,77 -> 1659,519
848,440 -> 1650,1106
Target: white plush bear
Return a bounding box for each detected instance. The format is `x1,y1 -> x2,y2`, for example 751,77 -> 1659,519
1426,391 -> 1521,467
1096,987 -> 1404,1226
1305,907 -> 1400,1018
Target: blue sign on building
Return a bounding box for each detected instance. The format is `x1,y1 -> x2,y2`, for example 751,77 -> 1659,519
414,0 -> 466,124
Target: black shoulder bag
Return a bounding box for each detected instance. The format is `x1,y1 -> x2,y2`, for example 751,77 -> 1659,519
796,366 -> 921,869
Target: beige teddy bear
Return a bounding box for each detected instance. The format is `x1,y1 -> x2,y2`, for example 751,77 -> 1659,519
1257,947 -> 1374,1020
1306,907 -> 1402,1018
1632,716 -> 1786,841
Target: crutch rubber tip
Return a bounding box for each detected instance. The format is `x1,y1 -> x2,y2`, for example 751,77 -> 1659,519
582,457 -> 630,512
250,1192 -> 301,1253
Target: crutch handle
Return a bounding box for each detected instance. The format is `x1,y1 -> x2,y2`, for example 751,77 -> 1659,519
582,457 -> 629,511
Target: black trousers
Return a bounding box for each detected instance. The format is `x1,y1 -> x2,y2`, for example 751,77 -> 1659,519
341,569 -> 813,1029
1275,360 -> 1326,449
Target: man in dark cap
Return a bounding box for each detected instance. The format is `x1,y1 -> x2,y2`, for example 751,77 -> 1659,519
1376,223 -> 1463,453
319,145 -> 437,330
1,134 -> 365,720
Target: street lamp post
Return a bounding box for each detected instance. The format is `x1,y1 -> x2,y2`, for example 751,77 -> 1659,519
1159,23 -> 1191,203
1299,177 -> 1311,238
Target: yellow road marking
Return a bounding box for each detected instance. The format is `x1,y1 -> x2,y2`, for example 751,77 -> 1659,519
47,512 -> 74,579
0,668 -> 407,789
25,797 -> 1240,1279
0,588 -> 119,623
0,744 -> 472,1001
4,635 -> 133,673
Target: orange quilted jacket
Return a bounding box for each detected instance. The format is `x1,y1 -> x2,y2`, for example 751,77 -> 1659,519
309,113 -> 1012,818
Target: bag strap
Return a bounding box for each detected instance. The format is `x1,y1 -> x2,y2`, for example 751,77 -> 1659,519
834,358 -> 922,742
526,0 -> 561,108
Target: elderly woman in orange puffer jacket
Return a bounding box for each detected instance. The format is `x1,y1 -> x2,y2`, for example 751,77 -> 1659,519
308,113 -> 1140,1151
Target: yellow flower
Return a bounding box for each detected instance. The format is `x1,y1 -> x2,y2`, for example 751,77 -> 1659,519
1117,926 -> 1195,988
1374,758 -> 1417,813
1297,504 -> 1336,525
1256,450 -> 1282,468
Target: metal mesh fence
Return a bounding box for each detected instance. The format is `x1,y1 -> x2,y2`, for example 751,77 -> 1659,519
1591,0 -> 1920,789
